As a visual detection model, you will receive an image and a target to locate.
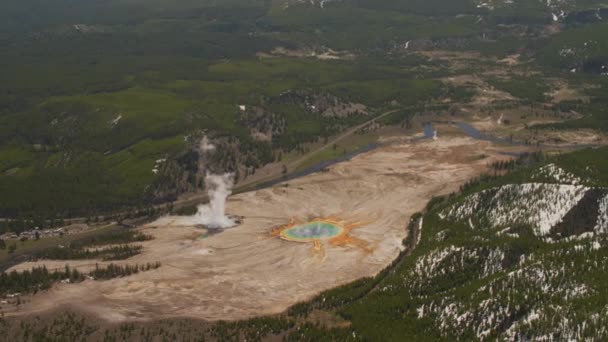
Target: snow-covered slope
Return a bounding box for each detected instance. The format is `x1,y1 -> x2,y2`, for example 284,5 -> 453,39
442,183 -> 602,236
531,163 -> 583,184
596,192 -> 608,233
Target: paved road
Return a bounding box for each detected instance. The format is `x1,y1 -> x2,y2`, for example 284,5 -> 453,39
0,108 -> 404,223
288,108 -> 401,171
234,108 -> 403,191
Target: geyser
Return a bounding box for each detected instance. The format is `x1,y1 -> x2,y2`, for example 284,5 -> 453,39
187,136 -> 238,229
192,173 -> 237,229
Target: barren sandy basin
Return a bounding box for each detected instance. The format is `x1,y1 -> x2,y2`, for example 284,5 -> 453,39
8,134 -> 516,322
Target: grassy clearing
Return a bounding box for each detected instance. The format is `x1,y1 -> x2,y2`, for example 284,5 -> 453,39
0,225 -> 119,265
487,77 -> 550,103
292,132 -> 379,173
533,77 -> 608,132
0,147 -> 34,173
0,53 -> 444,217
0,0 -> 602,220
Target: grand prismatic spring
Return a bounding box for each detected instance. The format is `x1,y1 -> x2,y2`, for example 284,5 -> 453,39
280,221 -> 344,242
272,217 -> 372,253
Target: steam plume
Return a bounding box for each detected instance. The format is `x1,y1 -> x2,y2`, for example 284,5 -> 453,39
189,136 -> 237,229
193,173 -> 236,229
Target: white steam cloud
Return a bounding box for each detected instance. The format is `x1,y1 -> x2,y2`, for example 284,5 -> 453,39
192,173 -> 236,229
189,136 -> 237,229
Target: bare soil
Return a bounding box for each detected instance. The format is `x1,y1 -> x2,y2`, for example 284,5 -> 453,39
5,132 -> 517,323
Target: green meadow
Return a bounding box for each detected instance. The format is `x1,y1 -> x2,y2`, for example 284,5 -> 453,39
1,0 -> 607,218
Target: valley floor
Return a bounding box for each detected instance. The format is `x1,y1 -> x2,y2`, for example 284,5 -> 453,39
4,126 -> 522,322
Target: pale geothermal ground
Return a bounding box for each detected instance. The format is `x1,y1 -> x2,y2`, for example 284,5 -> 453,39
7,130 -> 521,322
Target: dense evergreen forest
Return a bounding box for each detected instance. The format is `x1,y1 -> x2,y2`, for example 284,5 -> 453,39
1,0 -> 607,219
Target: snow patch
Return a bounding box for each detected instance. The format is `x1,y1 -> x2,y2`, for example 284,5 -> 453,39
110,114 -> 122,127
443,183 -> 588,236
532,163 -> 582,185
152,158 -> 166,175
595,193 -> 608,234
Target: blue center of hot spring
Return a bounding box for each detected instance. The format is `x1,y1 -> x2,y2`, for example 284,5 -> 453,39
281,221 -> 343,241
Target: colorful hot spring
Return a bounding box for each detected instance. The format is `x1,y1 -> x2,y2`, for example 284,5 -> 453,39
280,221 -> 344,242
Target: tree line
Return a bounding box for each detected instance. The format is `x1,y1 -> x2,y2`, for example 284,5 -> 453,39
0,262 -> 161,297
